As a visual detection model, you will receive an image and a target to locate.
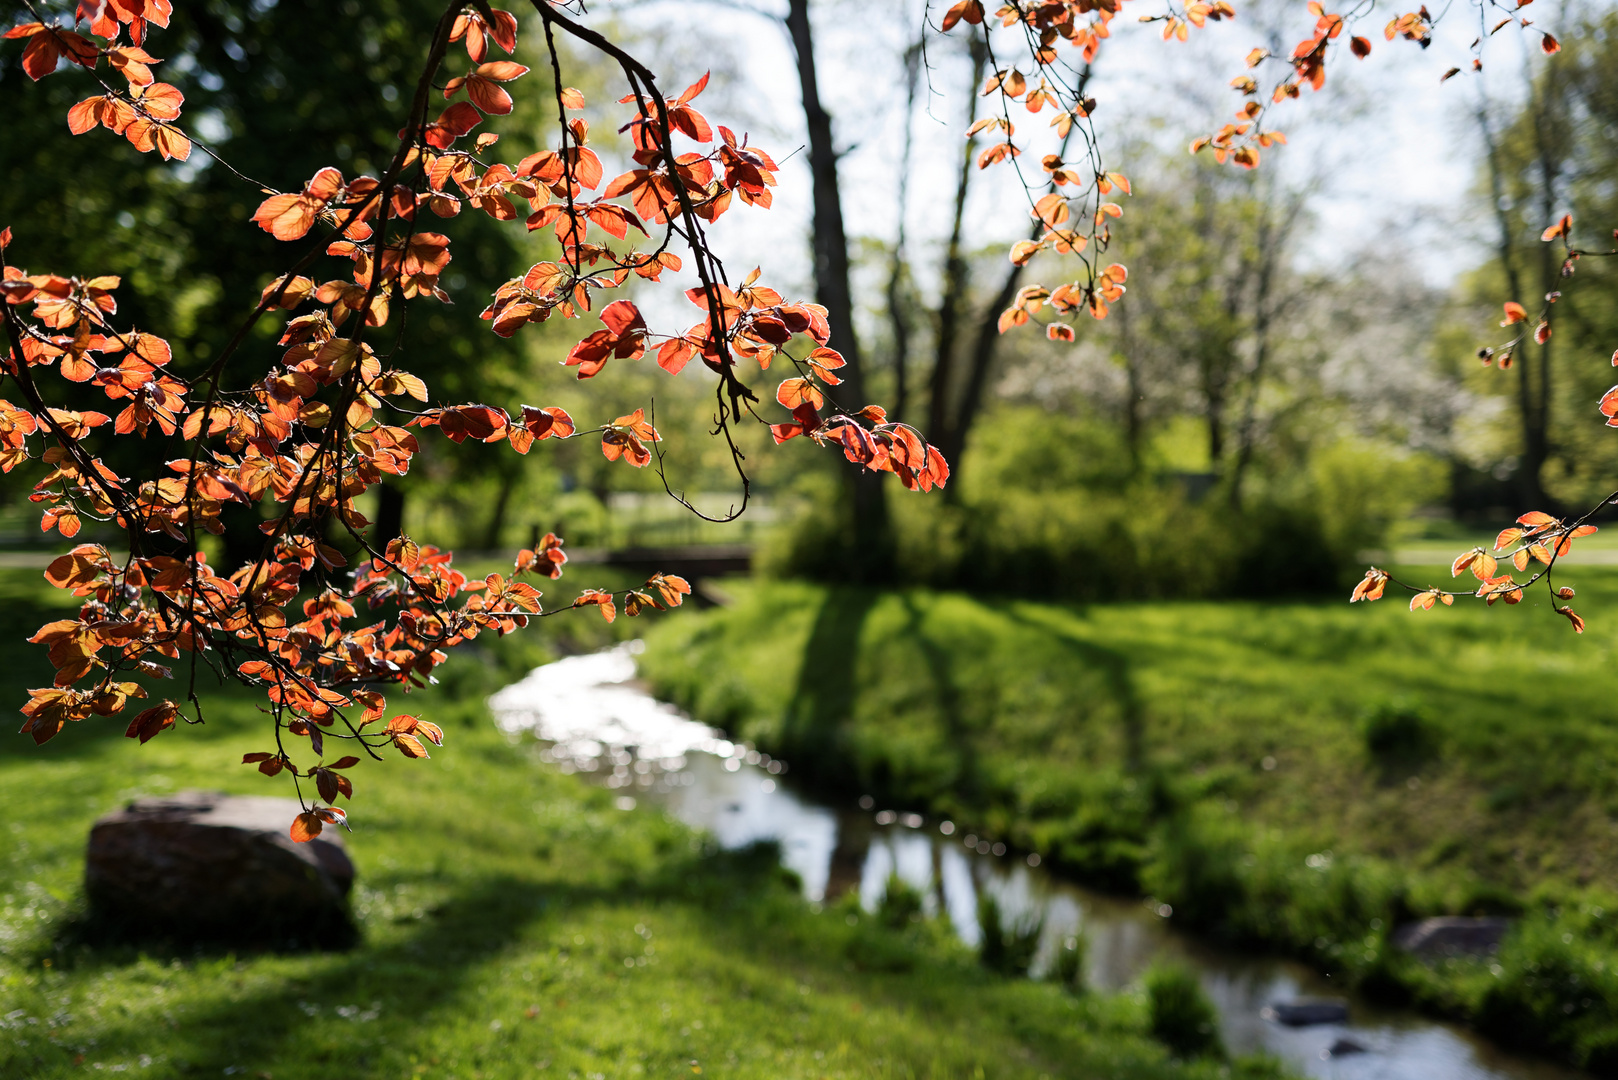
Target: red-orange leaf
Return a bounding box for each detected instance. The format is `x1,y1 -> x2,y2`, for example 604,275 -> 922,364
290,812 -> 324,843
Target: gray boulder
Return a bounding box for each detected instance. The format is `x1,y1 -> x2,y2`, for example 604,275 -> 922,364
85,790 -> 356,947
1391,916 -> 1511,958
1326,1036 -> 1369,1057
1262,1000 -> 1349,1026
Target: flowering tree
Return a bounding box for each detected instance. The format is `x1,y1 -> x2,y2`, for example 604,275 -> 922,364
0,0 -> 1581,841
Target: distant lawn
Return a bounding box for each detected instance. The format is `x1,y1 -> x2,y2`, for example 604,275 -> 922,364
0,570 -> 1256,1080
640,569 -> 1618,897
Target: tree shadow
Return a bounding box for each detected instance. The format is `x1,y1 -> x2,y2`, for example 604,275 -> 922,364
993,602 -> 1145,772
34,841 -> 798,1075
780,586 -> 879,796
895,592 -> 978,803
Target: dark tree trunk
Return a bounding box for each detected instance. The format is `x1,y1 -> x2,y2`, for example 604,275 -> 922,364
933,106 -> 1079,491
941,243 -> 1029,483
374,482 -> 405,546
1479,100 -> 1553,511
1530,76 -> 1564,512
786,0 -> 891,581
928,37 -> 987,450
886,38 -> 923,424
1229,187 -> 1305,509
1118,297 -> 1144,473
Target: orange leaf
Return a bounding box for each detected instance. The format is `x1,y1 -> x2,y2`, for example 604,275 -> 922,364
290,812 -> 324,843
776,377 -> 824,410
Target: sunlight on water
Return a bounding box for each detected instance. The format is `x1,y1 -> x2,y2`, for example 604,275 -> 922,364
492,648 -> 1585,1080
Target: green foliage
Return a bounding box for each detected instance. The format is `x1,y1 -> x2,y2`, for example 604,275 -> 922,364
1053,932 -> 1088,993
977,894 -> 1042,977
1144,964 -> 1224,1060
766,409 -> 1438,599
1308,440 -> 1446,559
877,872 -> 925,930
1360,700 -> 1438,766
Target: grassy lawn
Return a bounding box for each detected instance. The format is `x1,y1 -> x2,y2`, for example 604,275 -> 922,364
641,570 -> 1618,896
0,570 -> 1261,1080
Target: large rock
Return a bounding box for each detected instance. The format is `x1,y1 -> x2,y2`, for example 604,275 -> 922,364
85,790 -> 356,947
1391,916 -> 1511,958
1262,1000 -> 1349,1026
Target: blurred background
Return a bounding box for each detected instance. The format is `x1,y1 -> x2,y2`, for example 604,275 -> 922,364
7,2 -> 1618,1078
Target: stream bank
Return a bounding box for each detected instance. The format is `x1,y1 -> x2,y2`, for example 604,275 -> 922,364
636,581 -> 1618,1074
490,644 -> 1588,1080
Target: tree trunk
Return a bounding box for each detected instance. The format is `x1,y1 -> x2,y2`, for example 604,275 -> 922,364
942,242 -> 1028,482
934,117 -> 1079,490
1478,99 -> 1550,510
886,38 -> 923,424
1229,187 -> 1306,509
785,0 -> 891,581
1118,298 -> 1145,473
1529,65 -> 1566,512
928,36 -> 987,450
375,482 -> 405,546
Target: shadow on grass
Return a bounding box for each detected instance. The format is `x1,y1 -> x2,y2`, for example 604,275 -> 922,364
995,603 -> 1145,770
23,842 -> 799,1075
780,586 -> 879,795
54,899 -> 361,955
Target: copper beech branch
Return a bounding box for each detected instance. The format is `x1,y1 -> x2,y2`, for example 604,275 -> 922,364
0,1 -> 956,840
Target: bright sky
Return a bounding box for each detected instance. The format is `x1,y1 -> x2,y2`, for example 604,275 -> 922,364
591,0 -> 1554,324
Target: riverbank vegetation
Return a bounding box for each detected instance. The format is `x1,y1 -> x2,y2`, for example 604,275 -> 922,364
640,574 -> 1618,1071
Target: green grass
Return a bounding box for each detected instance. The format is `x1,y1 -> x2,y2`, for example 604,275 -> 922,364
0,571 -> 1275,1080
637,572 -> 1618,1069
640,572 -> 1618,894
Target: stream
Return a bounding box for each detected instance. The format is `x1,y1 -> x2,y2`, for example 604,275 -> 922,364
487,643 -> 1585,1080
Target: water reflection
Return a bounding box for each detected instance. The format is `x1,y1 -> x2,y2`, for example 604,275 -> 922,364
490,647 -> 1585,1080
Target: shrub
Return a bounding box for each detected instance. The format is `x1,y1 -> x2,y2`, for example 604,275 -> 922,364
1052,932 -> 1088,993
1361,700 -> 1438,765
878,873 -> 926,929
1144,963 -> 1225,1060
977,894 -> 1043,976
1478,912 -> 1618,1071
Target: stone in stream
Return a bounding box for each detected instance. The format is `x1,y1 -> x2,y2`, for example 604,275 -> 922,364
1390,916 -> 1511,958
1262,1000 -> 1350,1026
84,790 -> 357,947
1325,1036 -> 1369,1057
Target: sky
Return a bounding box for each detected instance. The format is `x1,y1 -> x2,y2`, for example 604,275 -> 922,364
570,0 -> 1560,329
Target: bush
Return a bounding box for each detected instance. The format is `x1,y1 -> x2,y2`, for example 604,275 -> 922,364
1144,963 -> 1225,1060
1052,932 -> 1088,993
878,872 -> 926,929
1361,700 -> 1438,765
762,407 -> 1381,600
1478,912 -> 1618,1071
1141,808 -> 1248,935
978,894 -> 1042,976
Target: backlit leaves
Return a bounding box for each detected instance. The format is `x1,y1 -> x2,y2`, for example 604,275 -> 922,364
253,168 -> 345,242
